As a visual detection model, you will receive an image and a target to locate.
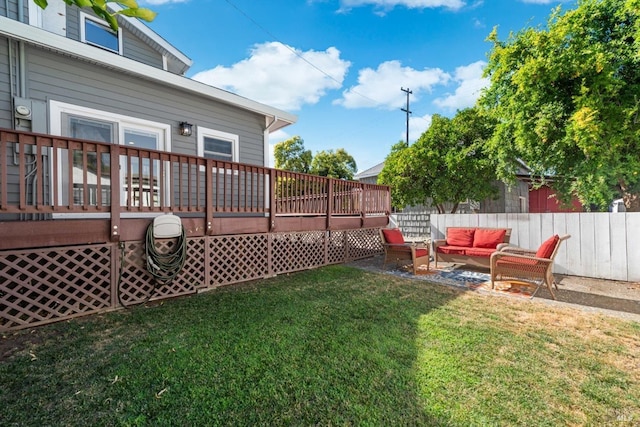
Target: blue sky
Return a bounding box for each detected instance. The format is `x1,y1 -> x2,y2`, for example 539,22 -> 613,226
144,0 -> 576,172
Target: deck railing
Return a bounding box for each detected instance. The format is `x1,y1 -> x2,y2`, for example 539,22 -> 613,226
0,129 -> 390,226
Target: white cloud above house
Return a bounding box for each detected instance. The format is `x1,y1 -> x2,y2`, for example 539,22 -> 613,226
406,113 -> 433,143
191,42 -> 351,111
433,60 -> 489,110
335,60 -> 450,109
338,0 -> 466,12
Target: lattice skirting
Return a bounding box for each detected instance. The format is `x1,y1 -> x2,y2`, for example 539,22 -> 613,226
0,228 -> 383,331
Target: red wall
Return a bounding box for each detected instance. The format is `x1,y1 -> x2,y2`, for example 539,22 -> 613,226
529,186 -> 582,213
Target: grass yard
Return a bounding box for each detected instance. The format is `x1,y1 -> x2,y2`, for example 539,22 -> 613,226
1,265 -> 639,426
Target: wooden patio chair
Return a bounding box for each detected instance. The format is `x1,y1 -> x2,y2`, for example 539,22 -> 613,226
490,234 -> 571,299
379,228 -> 430,275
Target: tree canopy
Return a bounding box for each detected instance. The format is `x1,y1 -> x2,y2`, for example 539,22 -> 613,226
378,108 -> 499,213
274,136 -> 312,174
273,137 -> 357,180
310,149 -> 357,180
34,0 -> 156,31
479,0 -> 640,210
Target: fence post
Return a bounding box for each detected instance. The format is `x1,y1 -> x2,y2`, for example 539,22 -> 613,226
206,159 -> 214,235
326,178 -> 333,230
269,169 -> 276,231
360,182 -> 365,227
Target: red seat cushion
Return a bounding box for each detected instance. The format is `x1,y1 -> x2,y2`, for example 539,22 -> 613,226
437,245 -> 467,255
446,228 -> 475,247
414,248 -> 428,258
473,228 -> 506,249
382,228 -> 405,244
536,235 -> 559,259
464,247 -> 495,258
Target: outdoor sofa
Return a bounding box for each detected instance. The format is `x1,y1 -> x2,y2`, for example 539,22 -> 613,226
433,227 -> 511,269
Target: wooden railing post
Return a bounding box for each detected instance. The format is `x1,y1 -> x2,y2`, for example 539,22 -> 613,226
360,182 -> 366,227
326,178 -> 334,230
206,159 -> 214,235
109,144 -> 120,242
269,169 -> 276,232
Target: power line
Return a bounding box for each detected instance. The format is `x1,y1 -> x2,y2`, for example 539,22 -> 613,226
222,0 -> 381,107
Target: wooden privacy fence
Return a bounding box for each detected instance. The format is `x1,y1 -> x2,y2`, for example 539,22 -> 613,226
0,227 -> 383,331
431,213 -> 640,282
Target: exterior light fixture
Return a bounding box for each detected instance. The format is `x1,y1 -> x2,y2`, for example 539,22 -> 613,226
179,121 -> 193,137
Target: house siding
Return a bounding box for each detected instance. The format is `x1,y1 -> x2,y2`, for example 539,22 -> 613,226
24,45 -> 265,164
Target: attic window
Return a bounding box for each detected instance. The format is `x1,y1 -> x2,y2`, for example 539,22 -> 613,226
80,13 -> 122,54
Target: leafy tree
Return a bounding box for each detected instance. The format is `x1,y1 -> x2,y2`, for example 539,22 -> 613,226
378,108 -> 499,213
479,0 -> 640,211
310,148 -> 357,180
273,136 -> 312,174
34,0 -> 156,31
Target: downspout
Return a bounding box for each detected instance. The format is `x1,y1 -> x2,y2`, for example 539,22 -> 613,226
17,0 -> 26,97
264,115 -> 279,167
6,0 -> 15,102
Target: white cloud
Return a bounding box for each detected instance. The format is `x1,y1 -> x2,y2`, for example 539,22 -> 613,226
192,42 -> 351,111
406,113 -> 432,143
339,0 -> 466,12
335,60 -> 450,109
433,60 -> 489,110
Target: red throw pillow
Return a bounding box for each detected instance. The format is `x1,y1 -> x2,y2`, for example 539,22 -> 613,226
382,228 -> 405,244
535,235 -> 559,259
446,228 -> 475,247
473,229 -> 506,249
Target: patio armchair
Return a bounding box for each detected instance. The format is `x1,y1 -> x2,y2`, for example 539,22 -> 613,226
379,228 -> 430,275
490,234 -> 571,299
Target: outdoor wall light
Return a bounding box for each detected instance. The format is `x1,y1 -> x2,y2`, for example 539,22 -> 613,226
179,121 -> 193,137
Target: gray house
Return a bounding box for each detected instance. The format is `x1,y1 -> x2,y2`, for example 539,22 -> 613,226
1,0 -> 296,167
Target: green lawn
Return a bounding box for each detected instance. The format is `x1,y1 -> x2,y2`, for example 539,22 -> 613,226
1,265 -> 639,426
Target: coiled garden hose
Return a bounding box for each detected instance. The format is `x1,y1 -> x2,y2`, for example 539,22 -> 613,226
145,222 -> 187,287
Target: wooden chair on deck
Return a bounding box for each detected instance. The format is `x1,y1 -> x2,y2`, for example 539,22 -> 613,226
490,234 -> 570,299
379,228 -> 430,275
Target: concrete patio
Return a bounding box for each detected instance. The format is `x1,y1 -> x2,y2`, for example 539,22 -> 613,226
348,255 -> 640,322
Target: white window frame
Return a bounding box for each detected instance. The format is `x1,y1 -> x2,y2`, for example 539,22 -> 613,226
49,100 -> 171,218
80,12 -> 123,55
197,126 -> 239,163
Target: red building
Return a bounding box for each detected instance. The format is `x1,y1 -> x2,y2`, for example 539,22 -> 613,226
528,185 -> 583,213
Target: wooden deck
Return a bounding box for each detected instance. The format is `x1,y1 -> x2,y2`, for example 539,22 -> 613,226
0,129 -> 390,250
0,129 -> 390,331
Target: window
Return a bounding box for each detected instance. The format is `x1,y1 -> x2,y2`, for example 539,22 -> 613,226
80,13 -> 122,54
50,101 -> 171,213
197,127 -> 239,162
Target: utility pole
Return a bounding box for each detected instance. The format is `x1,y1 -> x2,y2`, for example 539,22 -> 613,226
400,87 -> 412,145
